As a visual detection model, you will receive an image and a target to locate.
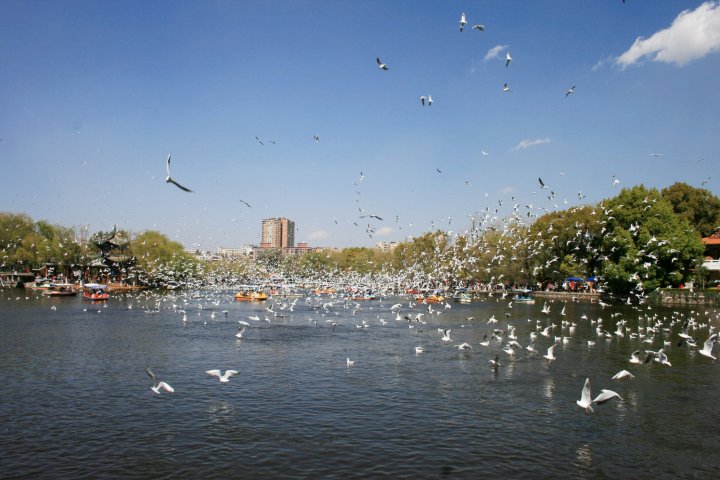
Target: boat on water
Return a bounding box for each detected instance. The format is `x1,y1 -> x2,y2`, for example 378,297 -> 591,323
30,278 -> 53,290
454,292 -> 472,304
513,294 -> 535,304
234,290 -> 269,301
415,294 -> 445,304
43,283 -> 77,297
82,284 -> 109,300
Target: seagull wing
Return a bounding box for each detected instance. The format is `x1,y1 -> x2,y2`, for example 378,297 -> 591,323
206,369 -> 222,379
145,367 -> 156,381
592,389 -> 623,404
157,381 -> 175,393
166,154 -> 171,177
538,177 -> 545,188
704,333 -> 718,352
224,369 -> 240,378
547,343 -> 557,356
580,378 -> 592,405
168,178 -> 193,192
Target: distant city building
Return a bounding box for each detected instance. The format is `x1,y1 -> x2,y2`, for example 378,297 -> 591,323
218,246 -> 255,259
376,241 -> 399,252
261,218 -> 295,249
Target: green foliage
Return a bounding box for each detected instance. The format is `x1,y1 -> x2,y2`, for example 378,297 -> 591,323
662,182 -> 720,237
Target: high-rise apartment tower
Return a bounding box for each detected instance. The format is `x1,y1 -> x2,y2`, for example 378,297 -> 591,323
261,218 -> 295,249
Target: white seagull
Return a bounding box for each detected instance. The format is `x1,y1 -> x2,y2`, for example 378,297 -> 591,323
565,86 -> 576,97
472,24 -> 485,31
459,12 -> 467,31
611,369 -> 635,380
206,369 -> 239,383
543,343 -> 558,362
146,367 -> 175,395
376,57 -> 388,70
441,329 -> 452,342
503,83 -> 510,93
699,333 -> 718,360
346,357 -> 356,366
165,154 -> 193,192
577,378 -> 623,414
505,51 -> 512,67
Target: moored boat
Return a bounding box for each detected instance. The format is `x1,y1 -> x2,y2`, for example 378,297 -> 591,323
43,283 -> 77,296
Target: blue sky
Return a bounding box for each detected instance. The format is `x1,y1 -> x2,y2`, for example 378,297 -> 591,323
1,0 -> 718,250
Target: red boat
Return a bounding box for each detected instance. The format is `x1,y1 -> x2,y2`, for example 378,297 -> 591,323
82,284 -> 109,300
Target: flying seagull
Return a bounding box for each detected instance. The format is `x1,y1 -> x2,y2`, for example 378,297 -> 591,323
538,177 -> 547,189
420,96 -> 426,106
146,367 -> 175,395
206,369 -> 239,383
576,378 -> 623,414
239,199 -> 251,208
313,135 -> 320,142
699,333 -> 718,360
376,57 -> 388,70
566,86 -> 576,97
472,24 -> 485,31
255,136 -> 264,145
505,51 -> 512,67
165,154 -> 193,192
459,12 -> 467,31
503,83 -> 510,92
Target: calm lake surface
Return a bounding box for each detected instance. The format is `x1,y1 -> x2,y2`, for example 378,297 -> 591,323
1,289 -> 719,479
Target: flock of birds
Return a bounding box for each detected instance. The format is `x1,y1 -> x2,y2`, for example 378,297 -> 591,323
101,282 -> 720,418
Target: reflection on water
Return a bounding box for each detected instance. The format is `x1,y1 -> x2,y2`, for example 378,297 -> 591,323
1,291 -> 720,478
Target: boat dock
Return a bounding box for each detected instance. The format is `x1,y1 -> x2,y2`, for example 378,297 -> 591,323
0,272 -> 35,288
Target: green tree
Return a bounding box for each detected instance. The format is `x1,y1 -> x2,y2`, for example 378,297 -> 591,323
661,182 -> 720,237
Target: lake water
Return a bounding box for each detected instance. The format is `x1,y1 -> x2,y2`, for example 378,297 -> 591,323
1,289 -> 719,479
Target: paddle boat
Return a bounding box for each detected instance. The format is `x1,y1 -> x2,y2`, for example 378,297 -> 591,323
82,284 -> 109,300
234,290 -> 268,301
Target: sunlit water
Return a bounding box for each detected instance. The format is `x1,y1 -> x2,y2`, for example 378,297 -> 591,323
2,290 -> 719,479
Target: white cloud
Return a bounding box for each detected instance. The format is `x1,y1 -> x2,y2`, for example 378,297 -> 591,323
511,137 -> 551,151
307,230 -> 329,241
375,226 -> 394,237
615,1 -> 720,68
484,44 -> 508,61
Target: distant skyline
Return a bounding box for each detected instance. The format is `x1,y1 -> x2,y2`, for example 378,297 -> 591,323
1,1 -> 718,250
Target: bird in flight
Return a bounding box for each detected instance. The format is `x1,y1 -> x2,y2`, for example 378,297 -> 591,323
566,86 -> 576,97
165,154 -> 193,192
313,135 -> 320,142
376,57 -> 388,70
503,83 -> 510,92
538,177 -> 547,189
459,12 -> 467,31
146,367 -> 175,395
255,136 -> 264,145
206,369 -> 239,383
420,96 -> 426,106
505,52 -> 512,67
472,24 -> 485,31
239,199 -> 251,208
648,153 -> 663,157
